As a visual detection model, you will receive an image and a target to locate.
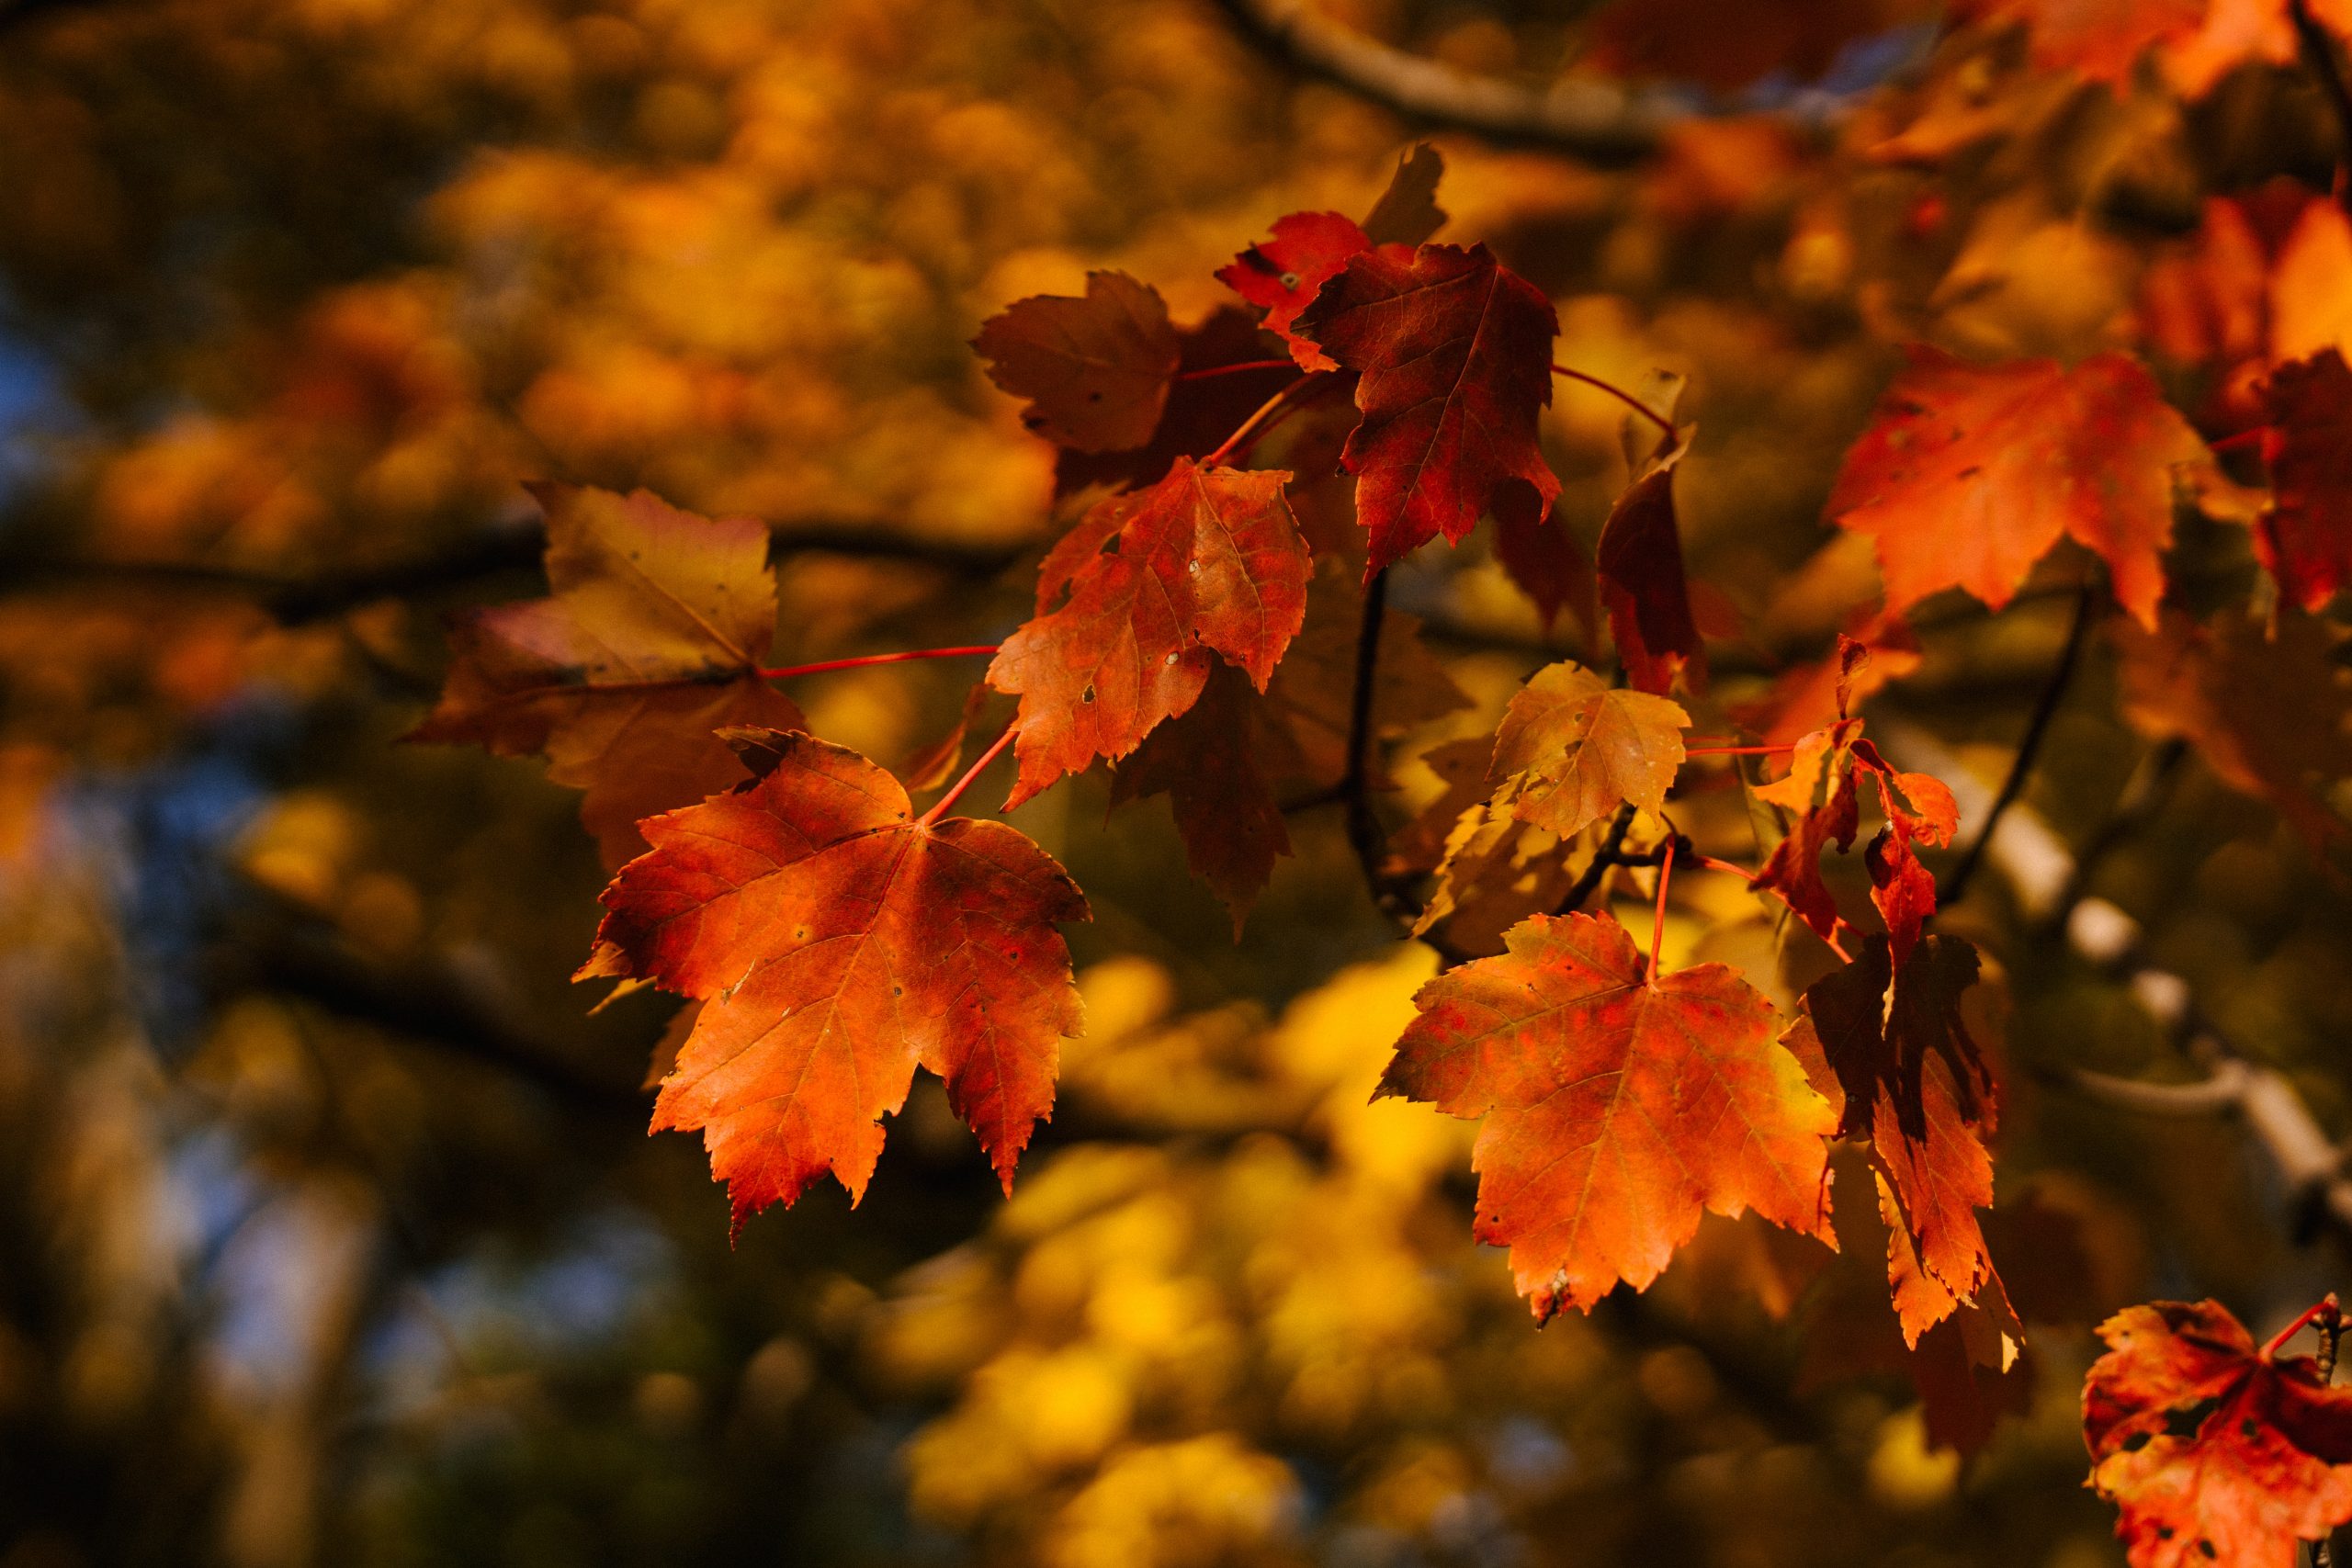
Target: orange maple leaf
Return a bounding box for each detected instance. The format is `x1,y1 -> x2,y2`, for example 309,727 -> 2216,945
973,271 -> 1182,453
987,457 -> 1311,809
580,729 -> 1090,1227
1487,660 -> 1690,841
1378,911 -> 1836,1320
1786,936 -> 2002,1344
1828,346 -> 2221,629
2086,1298 -> 2352,1568
1296,243 -> 1560,576
406,483 -> 804,865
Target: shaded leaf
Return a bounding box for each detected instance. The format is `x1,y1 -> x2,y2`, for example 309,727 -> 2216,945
974,271 -> 1181,452
580,730 -> 1090,1224
407,483 -> 803,865
1055,307 -> 1298,500
1360,143 -> 1449,248
2256,349 -> 2352,613
1596,431 -> 1706,696
1111,662 -> 1293,932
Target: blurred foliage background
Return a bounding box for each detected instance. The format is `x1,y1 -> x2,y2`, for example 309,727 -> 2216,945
5,0 -> 2352,1563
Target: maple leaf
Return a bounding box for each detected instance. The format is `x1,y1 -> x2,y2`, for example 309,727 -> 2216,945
1596,428 -> 1707,696
2255,350 -> 2352,613
407,483 -> 804,866
1787,936 -> 2001,1343
2086,1299 -> 2352,1568
2114,607 -> 2352,843
1218,212 -> 1386,374
1487,660 -> 1690,841
1295,243 -> 1561,576
1827,346 -> 2222,629
973,271 -> 1182,452
1378,911 -> 1836,1319
1216,146 -> 1453,373
1110,662 -> 1292,932
1054,307 -> 1296,500
578,729 -> 1090,1225
1495,495 -> 1598,638
987,458 -> 1311,808
1751,673 -> 1960,959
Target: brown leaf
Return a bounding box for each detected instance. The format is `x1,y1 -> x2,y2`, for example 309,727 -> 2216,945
973,271 -> 1182,452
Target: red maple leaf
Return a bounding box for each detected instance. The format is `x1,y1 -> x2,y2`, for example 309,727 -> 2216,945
1054,306 -> 1296,500
579,729 -> 1090,1226
972,271 -> 1182,452
1378,911 -> 1836,1319
2086,1298 -> 2352,1568
1295,243 -> 1561,576
2255,349 -> 2352,614
986,458 -> 1311,808
1788,936 -> 2001,1343
1751,666 -> 1959,960
1218,212 -> 1389,373
1827,346 -> 2221,629
406,483 -> 804,866
1597,429 -> 1706,696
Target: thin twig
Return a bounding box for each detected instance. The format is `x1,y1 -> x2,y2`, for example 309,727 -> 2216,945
1555,802 -> 1638,915
1937,581 -> 2096,908
1338,569 -> 1424,928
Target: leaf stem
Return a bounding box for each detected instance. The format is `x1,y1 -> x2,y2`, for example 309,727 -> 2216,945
757,644 -> 999,681
1937,581 -> 2095,908
920,725 -> 1017,825
1205,374 -> 1329,467
1552,363 -> 1675,441
1177,358 -> 1295,380
1647,837 -> 1677,986
1686,743 -> 1793,758
1695,852 -> 1757,882
2262,1294 -> 2342,1359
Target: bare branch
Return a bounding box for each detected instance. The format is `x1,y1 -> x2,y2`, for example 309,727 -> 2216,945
1209,0 -> 1678,161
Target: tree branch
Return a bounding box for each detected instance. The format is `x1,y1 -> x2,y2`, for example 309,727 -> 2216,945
1208,0 -> 1677,161
1340,569 -> 1421,926
1937,581 -> 2094,908
1555,802 -> 1638,914
1,519 -> 1023,625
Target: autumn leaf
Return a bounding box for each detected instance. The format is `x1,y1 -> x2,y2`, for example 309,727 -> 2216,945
1787,936 -> 2001,1343
988,457 -> 1311,808
578,729 -> 1089,1225
2255,350 -> 2352,613
1953,0 -> 2204,88
1494,497 -> 1597,638
1218,212 -> 1385,374
1596,428 -> 1706,696
407,482 -> 804,866
1751,681 -> 1959,959
973,271 -> 1182,452
1110,662 -> 1293,931
1360,142 -> 1449,248
1487,660 -> 1690,841
2114,607 -> 2352,844
1295,243 -> 1560,576
1379,910 -> 1836,1319
2085,1299 -> 2352,1568
1827,346 -> 2222,629
1055,307 -> 1297,499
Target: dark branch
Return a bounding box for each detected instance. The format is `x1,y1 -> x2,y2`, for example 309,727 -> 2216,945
1937,580 -> 2095,908
209,911 -> 650,1120
2,520 -> 1023,625
1555,802 -> 1639,915
1340,569 -> 1420,924
1209,0 -> 1675,161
